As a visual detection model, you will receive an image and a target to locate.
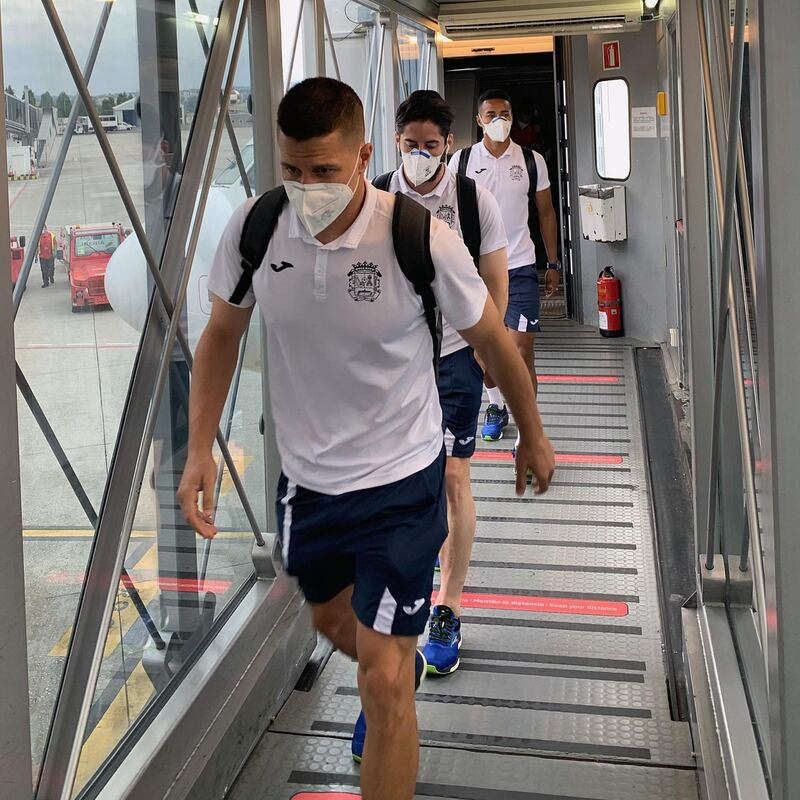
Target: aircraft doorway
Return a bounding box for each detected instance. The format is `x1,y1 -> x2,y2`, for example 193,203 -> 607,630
443,47 -> 573,321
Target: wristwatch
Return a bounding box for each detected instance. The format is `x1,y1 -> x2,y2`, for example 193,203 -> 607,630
547,262 -> 562,273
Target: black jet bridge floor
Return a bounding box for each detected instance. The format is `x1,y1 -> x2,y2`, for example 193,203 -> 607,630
228,321 -> 699,800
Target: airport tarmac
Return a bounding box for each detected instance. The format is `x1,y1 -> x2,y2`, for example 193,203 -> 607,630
10,126 -> 267,782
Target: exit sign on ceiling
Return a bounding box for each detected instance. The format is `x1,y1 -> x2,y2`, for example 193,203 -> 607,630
603,41 -> 621,70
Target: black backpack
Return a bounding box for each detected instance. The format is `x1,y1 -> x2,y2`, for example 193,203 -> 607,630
456,144 -> 540,242
372,170 -> 482,268
229,186 -> 442,376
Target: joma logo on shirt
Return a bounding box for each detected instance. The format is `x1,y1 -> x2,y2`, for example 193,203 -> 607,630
347,262 -> 382,302
509,165 -> 525,182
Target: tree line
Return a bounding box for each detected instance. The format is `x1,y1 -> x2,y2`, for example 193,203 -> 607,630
4,86 -> 135,118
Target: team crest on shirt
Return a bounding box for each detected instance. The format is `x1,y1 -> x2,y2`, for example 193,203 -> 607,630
435,204 -> 457,229
509,165 -> 525,182
348,262 -> 382,302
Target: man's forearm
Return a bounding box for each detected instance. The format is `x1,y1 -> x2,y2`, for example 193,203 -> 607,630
483,270 -> 509,319
188,327 -> 241,456
541,208 -> 558,264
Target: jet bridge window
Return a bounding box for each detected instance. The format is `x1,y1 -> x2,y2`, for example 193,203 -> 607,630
594,79 -> 631,181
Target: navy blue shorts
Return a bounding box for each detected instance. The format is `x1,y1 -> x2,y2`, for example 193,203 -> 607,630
438,346 -> 484,458
504,264 -> 541,333
275,449 -> 447,637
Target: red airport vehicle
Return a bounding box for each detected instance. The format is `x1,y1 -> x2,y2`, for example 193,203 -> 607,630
62,223 -> 126,312
10,235 -> 26,288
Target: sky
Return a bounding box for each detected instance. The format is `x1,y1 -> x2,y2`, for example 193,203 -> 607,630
1,0 -> 252,98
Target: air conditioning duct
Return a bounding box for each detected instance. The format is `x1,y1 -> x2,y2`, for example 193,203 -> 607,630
439,0 -> 644,39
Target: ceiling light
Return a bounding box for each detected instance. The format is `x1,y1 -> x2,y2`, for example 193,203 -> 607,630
643,0 -> 659,8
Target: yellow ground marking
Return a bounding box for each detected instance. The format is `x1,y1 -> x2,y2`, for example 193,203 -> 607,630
25,529 -> 156,539
26,528 -> 253,541
219,442 -> 254,497
49,546 -> 159,658
72,661 -> 156,797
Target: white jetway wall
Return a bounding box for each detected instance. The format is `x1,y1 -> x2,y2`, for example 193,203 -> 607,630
571,27 -> 673,345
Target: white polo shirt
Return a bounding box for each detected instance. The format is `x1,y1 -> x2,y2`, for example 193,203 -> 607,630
388,167 -> 506,358
207,181 -> 488,495
449,141 -> 550,270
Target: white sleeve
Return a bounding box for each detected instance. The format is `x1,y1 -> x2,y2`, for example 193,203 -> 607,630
429,217 -> 488,332
534,150 -> 550,192
476,185 -> 508,255
206,196 -> 259,308
447,149 -> 462,176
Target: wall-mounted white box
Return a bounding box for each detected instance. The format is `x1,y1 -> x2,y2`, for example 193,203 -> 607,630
579,185 -> 627,242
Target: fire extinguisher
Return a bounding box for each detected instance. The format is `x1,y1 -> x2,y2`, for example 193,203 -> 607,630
597,267 -> 624,338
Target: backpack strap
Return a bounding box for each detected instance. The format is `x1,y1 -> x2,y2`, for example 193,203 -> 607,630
455,173 -> 481,269
231,186 -> 287,305
521,146 -> 539,201
521,146 -> 540,240
372,171 -> 394,191
456,145 -> 472,179
391,193 -> 441,377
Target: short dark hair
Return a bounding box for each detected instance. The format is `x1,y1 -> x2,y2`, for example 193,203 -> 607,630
277,77 -> 365,142
478,89 -> 512,108
395,90 -> 454,138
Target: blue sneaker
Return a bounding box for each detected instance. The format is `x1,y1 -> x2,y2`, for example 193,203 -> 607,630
481,404 -> 509,441
423,605 -> 462,676
352,649 -> 427,763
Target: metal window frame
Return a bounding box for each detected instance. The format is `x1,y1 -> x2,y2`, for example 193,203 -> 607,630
0,7 -> 33,799
34,1 -> 250,796
749,0 -> 800,796
303,0 -> 326,76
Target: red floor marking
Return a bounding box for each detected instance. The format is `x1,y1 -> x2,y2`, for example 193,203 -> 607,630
46,571 -> 232,595
157,577 -> 232,594
538,375 -> 620,384
436,591 -> 629,618
472,451 -> 624,466
292,795 -> 360,800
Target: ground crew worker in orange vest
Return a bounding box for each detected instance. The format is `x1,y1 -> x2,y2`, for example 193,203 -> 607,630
38,225 -> 56,288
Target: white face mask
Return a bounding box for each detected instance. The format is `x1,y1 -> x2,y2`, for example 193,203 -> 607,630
484,116 -> 512,143
401,147 -> 445,186
283,154 -> 362,237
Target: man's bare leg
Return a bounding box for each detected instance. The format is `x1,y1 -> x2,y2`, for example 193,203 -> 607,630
508,330 -> 537,394
311,586 -> 358,658
357,624 -> 419,800
484,330 -> 537,447
437,456 -> 475,617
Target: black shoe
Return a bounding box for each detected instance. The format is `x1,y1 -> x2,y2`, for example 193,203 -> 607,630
41,283 -> 47,288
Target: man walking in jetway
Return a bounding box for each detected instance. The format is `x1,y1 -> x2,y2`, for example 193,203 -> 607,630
38,224 -> 57,287
374,90 -> 509,678
449,89 -> 561,450
178,78 -> 554,800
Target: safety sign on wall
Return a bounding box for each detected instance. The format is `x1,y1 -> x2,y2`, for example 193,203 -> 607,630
603,41 -> 621,70
632,106 -> 658,138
